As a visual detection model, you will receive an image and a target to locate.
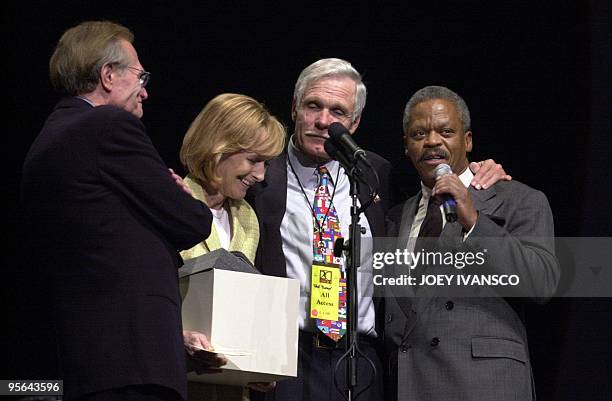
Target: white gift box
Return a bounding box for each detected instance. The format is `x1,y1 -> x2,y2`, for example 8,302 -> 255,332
180,266 -> 300,386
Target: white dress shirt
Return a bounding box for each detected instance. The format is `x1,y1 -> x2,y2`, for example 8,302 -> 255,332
281,136 -> 376,336
210,206 -> 231,250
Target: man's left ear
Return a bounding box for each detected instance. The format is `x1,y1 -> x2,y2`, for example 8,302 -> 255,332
348,114 -> 361,134
465,130 -> 473,152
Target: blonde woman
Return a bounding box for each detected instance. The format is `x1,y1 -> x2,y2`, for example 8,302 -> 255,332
179,93 -> 285,401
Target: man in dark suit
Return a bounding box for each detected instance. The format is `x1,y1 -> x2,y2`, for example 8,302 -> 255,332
247,60 -> 507,401
247,58 -> 389,401
384,86 -> 559,400
21,21 -> 213,401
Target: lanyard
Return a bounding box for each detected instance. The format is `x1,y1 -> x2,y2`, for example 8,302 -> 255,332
287,156 -> 341,243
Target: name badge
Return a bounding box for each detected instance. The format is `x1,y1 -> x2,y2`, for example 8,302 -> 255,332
310,264 -> 340,321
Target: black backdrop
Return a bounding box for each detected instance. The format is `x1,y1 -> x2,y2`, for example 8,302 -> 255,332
4,1 -> 611,400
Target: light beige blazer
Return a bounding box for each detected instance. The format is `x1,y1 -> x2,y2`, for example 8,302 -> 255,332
180,175 -> 259,264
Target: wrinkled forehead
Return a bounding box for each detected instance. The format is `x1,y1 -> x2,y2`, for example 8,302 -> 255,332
411,99 -> 460,122
303,76 -> 356,105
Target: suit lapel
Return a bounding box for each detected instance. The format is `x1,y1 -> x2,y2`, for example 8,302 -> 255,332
227,199 -> 259,264
389,194 -> 421,320
470,185 -> 504,221
258,153 -> 288,218
391,186 -> 503,327
248,153 -> 289,277
182,176 -> 221,255
205,224 -> 221,251
362,196 -> 381,237
438,185 -> 501,245
397,194 -> 420,251
417,185 -> 503,304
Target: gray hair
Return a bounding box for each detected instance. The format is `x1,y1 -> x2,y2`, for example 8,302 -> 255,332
49,21 -> 134,95
293,58 -> 367,122
403,86 -> 471,133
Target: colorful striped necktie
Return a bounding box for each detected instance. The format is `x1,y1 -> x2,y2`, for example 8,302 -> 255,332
312,165 -> 346,341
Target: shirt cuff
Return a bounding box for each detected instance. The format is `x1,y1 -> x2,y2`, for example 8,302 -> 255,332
462,214 -> 478,240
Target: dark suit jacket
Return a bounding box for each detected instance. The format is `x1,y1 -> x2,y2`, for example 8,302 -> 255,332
245,150 -> 392,336
384,180 -> 559,401
21,97 -> 212,400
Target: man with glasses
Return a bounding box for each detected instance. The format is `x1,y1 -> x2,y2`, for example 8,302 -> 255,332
21,21 -> 213,401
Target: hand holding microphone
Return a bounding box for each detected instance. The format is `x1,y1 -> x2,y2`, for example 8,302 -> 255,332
434,164 -> 458,222
432,163 -> 478,231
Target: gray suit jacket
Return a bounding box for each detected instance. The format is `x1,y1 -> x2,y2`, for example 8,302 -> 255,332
384,180 -> 559,401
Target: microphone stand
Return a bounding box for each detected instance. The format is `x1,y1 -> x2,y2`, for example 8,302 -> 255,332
324,138 -> 378,400
333,161 -> 374,401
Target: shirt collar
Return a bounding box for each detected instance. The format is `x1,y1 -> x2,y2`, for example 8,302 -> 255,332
75,96 -> 96,107
287,134 -> 340,188
419,165 -> 474,201
458,166 -> 475,188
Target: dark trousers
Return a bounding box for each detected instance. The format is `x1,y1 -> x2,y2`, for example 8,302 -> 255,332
257,331 -> 384,401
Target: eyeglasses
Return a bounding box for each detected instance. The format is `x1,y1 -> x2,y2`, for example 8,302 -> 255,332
126,66 -> 151,88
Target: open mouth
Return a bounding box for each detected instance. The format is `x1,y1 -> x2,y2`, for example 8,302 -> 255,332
420,152 -> 449,165
241,178 -> 254,188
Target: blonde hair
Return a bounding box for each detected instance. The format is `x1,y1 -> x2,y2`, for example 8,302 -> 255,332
49,21 -> 134,95
180,93 -> 286,186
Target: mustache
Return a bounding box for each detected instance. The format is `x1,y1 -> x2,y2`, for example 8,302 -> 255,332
304,131 -> 328,138
419,149 -> 449,161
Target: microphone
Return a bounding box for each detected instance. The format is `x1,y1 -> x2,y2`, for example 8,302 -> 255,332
325,122 -> 381,211
434,163 -> 457,223
324,139 -> 371,187
324,139 -> 352,170
327,122 -> 371,168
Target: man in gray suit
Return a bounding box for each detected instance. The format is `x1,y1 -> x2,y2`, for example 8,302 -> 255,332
384,86 -> 559,401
